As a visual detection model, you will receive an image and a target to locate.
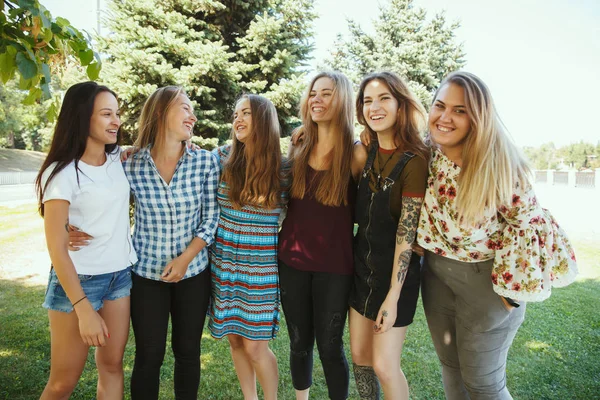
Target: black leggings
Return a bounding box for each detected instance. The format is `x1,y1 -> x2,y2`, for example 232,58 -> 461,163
278,260 -> 353,400
130,269 -> 211,400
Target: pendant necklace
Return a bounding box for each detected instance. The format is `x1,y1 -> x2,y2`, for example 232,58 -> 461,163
373,146 -> 397,190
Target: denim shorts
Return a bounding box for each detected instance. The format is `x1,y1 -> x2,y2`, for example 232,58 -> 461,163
43,266 -> 132,313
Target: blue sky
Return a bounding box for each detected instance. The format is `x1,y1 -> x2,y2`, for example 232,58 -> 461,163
42,0 -> 600,148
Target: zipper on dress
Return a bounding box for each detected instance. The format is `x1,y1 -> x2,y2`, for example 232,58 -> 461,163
363,192 -> 376,312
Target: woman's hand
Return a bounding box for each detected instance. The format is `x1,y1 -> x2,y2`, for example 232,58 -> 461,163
120,145 -> 139,162
185,140 -> 201,151
74,301 -> 109,347
411,243 -> 425,257
290,129 -> 305,145
359,128 -> 371,147
374,296 -> 397,334
67,225 -> 93,251
161,256 -> 191,283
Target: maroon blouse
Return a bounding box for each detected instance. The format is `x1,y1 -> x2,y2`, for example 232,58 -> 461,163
278,166 -> 356,275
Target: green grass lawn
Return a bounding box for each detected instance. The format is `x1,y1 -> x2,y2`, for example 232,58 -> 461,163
1,204 -> 598,399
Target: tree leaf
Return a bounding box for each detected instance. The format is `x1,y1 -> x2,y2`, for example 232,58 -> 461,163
0,47 -> 17,83
40,81 -> 51,100
55,17 -> 70,28
15,52 -> 38,80
78,49 -> 93,66
41,62 -> 51,83
86,62 -> 101,80
23,87 -> 42,105
46,98 -> 59,122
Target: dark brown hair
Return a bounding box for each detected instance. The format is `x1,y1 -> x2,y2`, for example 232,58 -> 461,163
356,71 -> 429,161
35,81 -> 120,216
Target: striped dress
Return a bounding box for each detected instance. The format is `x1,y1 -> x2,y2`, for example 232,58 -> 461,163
208,145 -> 287,340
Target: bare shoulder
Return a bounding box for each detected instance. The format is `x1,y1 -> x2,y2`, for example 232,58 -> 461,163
353,142 -> 368,169
351,142 -> 368,181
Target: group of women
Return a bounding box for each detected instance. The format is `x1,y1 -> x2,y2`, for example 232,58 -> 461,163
35,67 -> 578,400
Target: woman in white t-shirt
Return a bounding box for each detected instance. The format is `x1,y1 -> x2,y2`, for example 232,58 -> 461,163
35,81 -> 137,399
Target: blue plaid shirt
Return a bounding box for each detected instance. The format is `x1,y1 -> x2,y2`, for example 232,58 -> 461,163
123,146 -> 220,281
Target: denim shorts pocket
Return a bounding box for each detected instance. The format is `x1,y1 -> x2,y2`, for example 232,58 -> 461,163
78,274 -> 94,282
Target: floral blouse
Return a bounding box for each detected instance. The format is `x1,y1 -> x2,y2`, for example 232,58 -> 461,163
417,149 -> 578,302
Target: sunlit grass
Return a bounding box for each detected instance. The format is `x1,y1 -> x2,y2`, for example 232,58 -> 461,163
1,203 -> 598,399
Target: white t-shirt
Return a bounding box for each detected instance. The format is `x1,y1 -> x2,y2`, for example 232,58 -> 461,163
41,152 -> 137,275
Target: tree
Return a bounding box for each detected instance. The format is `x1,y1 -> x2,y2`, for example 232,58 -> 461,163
523,142 -> 557,170
0,0 -> 101,117
0,78 -> 47,149
99,0 -> 316,142
323,0 -> 465,106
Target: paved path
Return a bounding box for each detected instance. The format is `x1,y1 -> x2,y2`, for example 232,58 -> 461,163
0,184 -> 37,206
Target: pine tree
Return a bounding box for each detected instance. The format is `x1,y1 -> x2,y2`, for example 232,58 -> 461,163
324,0 -> 465,106
100,0 -> 316,142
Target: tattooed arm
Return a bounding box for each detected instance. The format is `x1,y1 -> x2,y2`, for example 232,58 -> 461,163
374,195 -> 424,334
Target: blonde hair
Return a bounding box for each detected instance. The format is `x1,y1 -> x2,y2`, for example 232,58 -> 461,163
223,94 -> 282,209
135,86 -> 185,150
290,71 -> 355,206
433,71 -> 531,222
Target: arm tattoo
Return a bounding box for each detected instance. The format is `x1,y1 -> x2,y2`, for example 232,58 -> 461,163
64,218 -> 69,233
396,196 -> 422,245
397,248 -> 412,284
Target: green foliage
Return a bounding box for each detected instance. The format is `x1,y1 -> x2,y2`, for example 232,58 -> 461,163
0,0 -> 101,118
100,0 -> 316,144
524,141 -> 600,170
0,79 -> 47,150
323,0 -> 465,106
0,59 -> 90,151
190,135 -> 219,151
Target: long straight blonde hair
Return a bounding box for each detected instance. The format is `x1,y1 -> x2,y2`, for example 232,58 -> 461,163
223,94 -> 282,209
433,71 -> 531,223
290,71 -> 355,206
135,86 -> 185,150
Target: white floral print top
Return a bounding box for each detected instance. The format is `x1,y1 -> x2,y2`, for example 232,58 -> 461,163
417,149 -> 578,302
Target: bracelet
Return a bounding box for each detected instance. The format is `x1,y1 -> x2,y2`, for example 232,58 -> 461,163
72,295 -> 87,307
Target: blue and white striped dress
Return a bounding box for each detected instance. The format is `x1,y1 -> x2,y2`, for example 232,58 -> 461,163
208,145 -> 287,340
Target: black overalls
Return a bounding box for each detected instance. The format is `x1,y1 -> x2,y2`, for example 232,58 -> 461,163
349,144 -> 421,326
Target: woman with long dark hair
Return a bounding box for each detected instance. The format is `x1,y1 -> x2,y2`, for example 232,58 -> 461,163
36,81 -> 137,399
208,94 -> 285,400
278,71 -> 367,400
349,72 -> 429,400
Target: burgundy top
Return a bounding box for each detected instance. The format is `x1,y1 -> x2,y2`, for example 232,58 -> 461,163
278,166 -> 356,275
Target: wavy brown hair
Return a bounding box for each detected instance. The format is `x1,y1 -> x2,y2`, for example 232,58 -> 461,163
356,71 -> 429,162
290,71 -> 355,206
222,94 -> 282,209
135,86 -> 185,150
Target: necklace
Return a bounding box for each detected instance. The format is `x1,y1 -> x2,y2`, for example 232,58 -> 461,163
372,147 -> 397,190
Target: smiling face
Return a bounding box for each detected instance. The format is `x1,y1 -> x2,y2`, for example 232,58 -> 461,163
165,94 -> 197,141
233,97 -> 253,143
88,91 -> 120,146
308,77 -> 335,123
362,79 -> 399,137
429,83 -> 471,154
